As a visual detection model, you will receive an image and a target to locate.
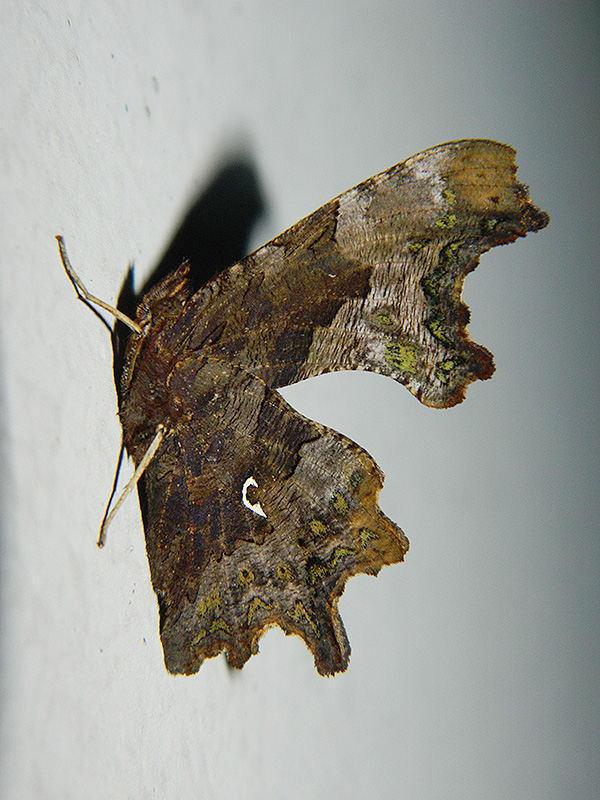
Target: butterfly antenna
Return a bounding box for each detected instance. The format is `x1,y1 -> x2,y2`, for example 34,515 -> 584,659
56,235 -> 142,334
97,424 -> 166,547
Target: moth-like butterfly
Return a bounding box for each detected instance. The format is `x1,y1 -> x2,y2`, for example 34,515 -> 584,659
61,140 -> 548,675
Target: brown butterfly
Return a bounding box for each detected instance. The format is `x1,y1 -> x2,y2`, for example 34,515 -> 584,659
60,140 -> 548,675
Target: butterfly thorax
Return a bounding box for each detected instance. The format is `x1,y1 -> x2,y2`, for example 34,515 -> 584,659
118,264 -> 196,463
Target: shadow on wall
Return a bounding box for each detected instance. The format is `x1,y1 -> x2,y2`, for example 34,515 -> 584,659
112,154 -> 266,391
110,151 -> 266,537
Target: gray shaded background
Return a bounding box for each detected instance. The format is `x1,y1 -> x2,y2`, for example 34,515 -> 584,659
1,1 -> 598,798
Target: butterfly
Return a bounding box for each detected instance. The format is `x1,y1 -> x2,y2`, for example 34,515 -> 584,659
60,140 -> 548,675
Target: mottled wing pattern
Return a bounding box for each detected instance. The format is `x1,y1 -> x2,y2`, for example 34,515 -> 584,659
114,139 -> 548,675
177,140 -> 548,407
135,357 -> 407,675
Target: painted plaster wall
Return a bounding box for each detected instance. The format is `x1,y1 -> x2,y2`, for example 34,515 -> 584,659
1,1 -> 598,798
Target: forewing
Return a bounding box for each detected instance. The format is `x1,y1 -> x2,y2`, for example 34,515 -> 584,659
175,140 -> 548,406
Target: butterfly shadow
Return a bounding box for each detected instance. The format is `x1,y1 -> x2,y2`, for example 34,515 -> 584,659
112,155 -> 267,388
110,153 -> 267,561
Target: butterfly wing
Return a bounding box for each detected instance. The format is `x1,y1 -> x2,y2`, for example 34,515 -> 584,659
176,140 -> 548,407
117,139 -> 548,675
135,356 -> 407,675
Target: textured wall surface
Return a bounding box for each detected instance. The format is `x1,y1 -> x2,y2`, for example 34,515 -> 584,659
1,1 -> 598,798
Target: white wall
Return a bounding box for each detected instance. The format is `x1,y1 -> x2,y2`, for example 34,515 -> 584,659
1,1 -> 598,798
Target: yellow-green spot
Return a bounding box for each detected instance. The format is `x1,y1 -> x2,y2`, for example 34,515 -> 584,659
191,628 -> 208,646
350,470 -> 363,488
440,240 -> 463,263
435,360 -> 457,384
408,241 -> 425,253
307,559 -> 329,588
309,519 -> 329,540
421,271 -> 444,303
484,217 -> 498,233
435,213 -> 457,230
210,617 -> 231,636
238,566 -> 255,587
375,311 -> 394,327
358,527 -> 379,548
329,546 -> 355,567
276,563 -> 293,584
426,312 -> 452,345
290,601 -> 318,636
196,589 -> 221,617
442,188 -> 456,205
247,596 -> 271,625
331,491 -> 349,516
385,342 -> 417,374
